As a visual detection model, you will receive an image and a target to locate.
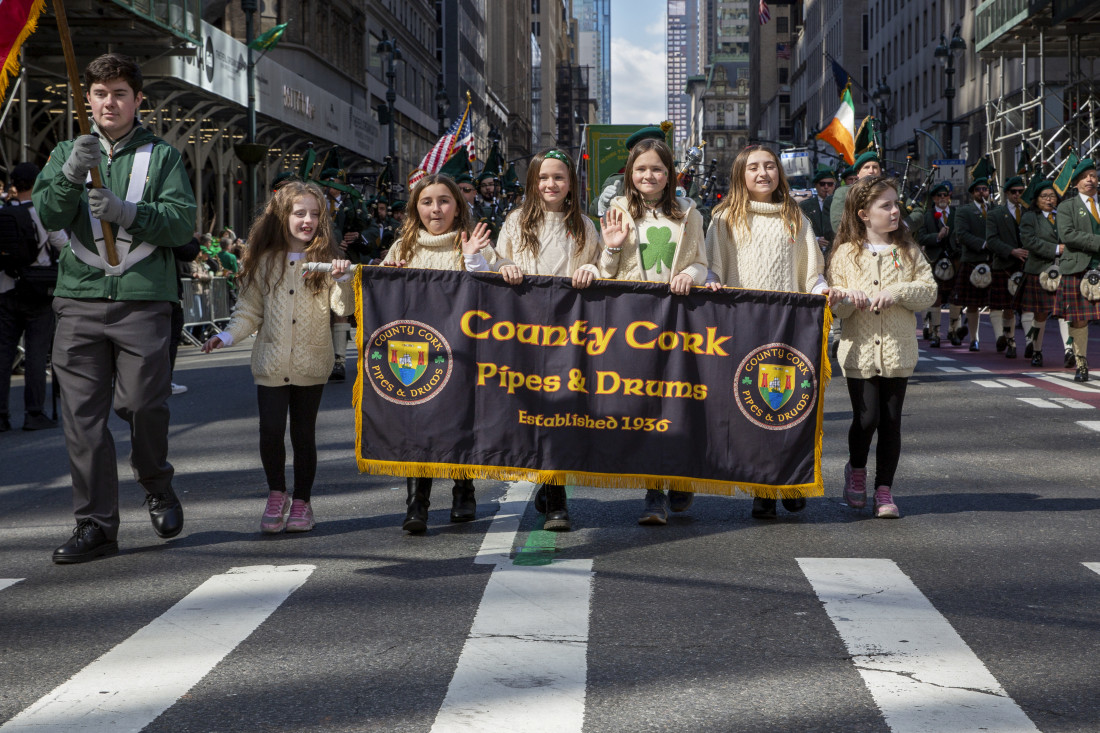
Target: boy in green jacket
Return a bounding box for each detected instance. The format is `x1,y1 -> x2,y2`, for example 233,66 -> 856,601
33,53 -> 197,563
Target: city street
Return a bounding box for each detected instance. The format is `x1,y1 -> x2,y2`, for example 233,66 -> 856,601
1,315 -> 1098,733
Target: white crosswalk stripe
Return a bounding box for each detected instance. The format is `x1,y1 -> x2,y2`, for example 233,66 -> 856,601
0,579 -> 23,593
799,558 -> 1040,733
1017,397 -> 1061,408
1085,563 -> 1100,577
1077,421 -> 1100,432
1021,371 -> 1100,393
0,565 -> 314,733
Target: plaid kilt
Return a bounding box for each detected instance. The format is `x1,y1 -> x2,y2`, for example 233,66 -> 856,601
1013,272 -> 1056,316
951,263 -> 992,309
1054,272 -> 1100,321
988,267 -> 1018,310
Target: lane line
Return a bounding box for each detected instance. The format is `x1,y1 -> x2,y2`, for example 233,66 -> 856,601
474,481 -> 535,565
0,565 -> 315,733
430,560 -> 594,733
798,558 -> 1040,733
1017,397 -> 1060,409
1076,421 -> 1100,433
1051,397 -> 1093,409
973,380 -> 1006,389
0,579 -> 24,592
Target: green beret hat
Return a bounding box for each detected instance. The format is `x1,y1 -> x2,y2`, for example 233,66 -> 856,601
840,165 -> 857,179
475,171 -> 497,183
625,126 -> 666,151
853,150 -> 880,173
390,200 -> 406,211
968,177 -> 989,192
812,170 -> 837,184
320,168 -> 340,180
454,172 -> 473,184
930,182 -> 951,196
1072,158 -> 1096,181
1003,175 -> 1025,191
1033,179 -> 1055,196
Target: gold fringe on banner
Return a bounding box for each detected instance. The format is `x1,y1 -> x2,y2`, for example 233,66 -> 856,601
1,0 -> 46,102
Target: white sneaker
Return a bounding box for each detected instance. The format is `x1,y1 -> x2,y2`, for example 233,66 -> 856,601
171,383 -> 188,395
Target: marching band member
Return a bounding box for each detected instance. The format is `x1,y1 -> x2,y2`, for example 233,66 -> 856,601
1054,158 -> 1100,382
984,176 -> 1030,358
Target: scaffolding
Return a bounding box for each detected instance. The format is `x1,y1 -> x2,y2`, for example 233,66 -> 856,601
976,0 -> 1100,187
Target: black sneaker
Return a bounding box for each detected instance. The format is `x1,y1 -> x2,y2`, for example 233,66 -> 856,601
668,489 -> 695,513
22,412 -> 57,431
0,414 -> 10,433
751,497 -> 777,520
145,491 -> 184,538
638,489 -> 668,526
52,519 -> 118,564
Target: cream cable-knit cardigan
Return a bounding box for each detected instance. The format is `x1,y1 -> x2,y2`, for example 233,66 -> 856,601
382,228 -> 491,271
224,255 -> 353,387
492,210 -> 603,277
829,243 -> 937,379
602,196 -> 708,283
705,200 -> 824,292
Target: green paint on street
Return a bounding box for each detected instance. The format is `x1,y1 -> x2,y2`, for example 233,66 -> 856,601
513,486 -> 571,566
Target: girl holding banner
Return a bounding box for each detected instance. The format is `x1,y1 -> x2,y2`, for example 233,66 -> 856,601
202,181 -> 353,533
599,138 -> 709,526
827,177 -> 937,518
463,149 -> 606,532
703,145 -> 831,520
384,174 -> 493,533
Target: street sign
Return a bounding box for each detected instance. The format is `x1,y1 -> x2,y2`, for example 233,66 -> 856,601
932,158 -> 967,195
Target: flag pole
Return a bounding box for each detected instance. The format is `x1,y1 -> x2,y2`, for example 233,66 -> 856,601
51,0 -> 119,266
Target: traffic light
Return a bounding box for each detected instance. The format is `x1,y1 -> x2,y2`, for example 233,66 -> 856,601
376,103 -> 391,126
907,138 -> 920,158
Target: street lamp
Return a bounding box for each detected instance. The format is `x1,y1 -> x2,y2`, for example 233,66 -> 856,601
375,31 -> 402,164
234,0 -> 269,224
871,77 -> 892,160
935,24 -> 966,157
435,73 -> 449,135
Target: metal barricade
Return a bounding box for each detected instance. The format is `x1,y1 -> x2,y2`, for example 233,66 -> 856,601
179,277 -> 217,346
209,277 -> 232,324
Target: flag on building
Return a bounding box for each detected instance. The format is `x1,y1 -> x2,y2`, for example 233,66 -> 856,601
776,43 -> 791,60
759,0 -> 771,25
1,0 -> 46,102
817,86 -> 857,165
408,96 -> 474,187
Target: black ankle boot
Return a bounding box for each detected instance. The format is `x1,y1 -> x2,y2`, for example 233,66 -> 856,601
450,479 -> 476,522
543,484 -> 572,532
403,478 -> 432,533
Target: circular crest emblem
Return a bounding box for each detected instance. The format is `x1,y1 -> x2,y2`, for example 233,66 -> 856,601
366,320 -> 453,405
734,343 -> 818,430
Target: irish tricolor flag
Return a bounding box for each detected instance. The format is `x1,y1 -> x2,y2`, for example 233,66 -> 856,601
1,0 -> 45,101
817,86 -> 856,165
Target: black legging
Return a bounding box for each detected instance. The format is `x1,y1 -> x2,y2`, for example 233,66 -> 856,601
845,376 -> 908,489
257,384 -> 325,501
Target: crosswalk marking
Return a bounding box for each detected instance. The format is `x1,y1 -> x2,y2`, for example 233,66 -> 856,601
433,483 -> 594,732
1085,563 -> 1100,577
0,565 -> 314,733
0,579 -> 23,592
798,558 -> 1040,733
996,378 -> 1032,388
1017,397 -> 1061,408
962,366 -> 991,373
936,366 -> 966,373
974,380 -> 1006,388
929,356 -> 956,361
1021,371 -> 1100,393
1050,397 -> 1093,409
1077,421 -> 1100,433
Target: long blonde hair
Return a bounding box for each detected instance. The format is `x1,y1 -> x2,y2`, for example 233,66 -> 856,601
238,181 -> 336,295
829,176 -> 919,274
711,145 -> 802,239
515,150 -> 588,257
392,174 -> 472,265
621,139 -> 685,222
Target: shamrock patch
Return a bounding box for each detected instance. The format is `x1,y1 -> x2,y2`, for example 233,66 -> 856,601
639,225 -> 675,274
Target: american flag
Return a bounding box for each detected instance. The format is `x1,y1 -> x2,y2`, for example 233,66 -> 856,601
409,105 -> 474,187
776,42 -> 791,59
759,0 -> 771,25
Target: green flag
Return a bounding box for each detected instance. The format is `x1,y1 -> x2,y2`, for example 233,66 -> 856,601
1053,152 -> 1080,197
438,145 -> 472,178
1021,172 -> 1044,207
248,22 -> 288,52
296,145 -> 316,180
1016,142 -> 1032,176
854,117 -> 880,156
501,162 -> 519,191
321,147 -> 342,176
481,143 -> 503,178
969,155 -> 996,182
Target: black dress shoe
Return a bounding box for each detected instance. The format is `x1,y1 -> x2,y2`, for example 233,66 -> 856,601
328,362 -> 346,382
1065,349 -> 1077,369
1030,351 -> 1043,367
949,330 -> 961,346
751,497 -> 777,520
1005,341 -> 1017,359
22,412 -> 57,430
543,485 -> 572,532
1024,342 -> 1034,359
145,491 -> 184,538
0,414 -> 10,432
969,340 -> 980,352
1075,365 -> 1090,382
996,334 -> 1008,352
533,484 -> 548,514
668,489 -> 695,512
922,325 -> 930,340
956,324 -> 969,341
53,520 -> 118,564
450,480 -> 476,522
781,497 -> 807,513
929,335 -> 941,348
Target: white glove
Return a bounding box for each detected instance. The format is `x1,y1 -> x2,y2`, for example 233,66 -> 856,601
596,181 -> 621,217
88,187 -> 137,229
62,135 -> 102,184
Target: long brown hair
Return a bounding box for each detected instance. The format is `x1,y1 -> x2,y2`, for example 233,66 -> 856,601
621,138 -> 685,222
515,149 -> 587,257
711,145 -> 802,240
829,176 -> 919,273
392,174 -> 472,264
238,181 -> 336,295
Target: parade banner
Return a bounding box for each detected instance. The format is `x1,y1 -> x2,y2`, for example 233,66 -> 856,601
352,268 -> 831,498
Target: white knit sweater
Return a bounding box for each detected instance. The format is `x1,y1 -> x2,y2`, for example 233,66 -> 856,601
705,200 -> 824,293
603,196 -> 708,284
492,210 -> 602,277
829,243 -> 938,378
224,255 -> 353,387
382,229 -> 469,271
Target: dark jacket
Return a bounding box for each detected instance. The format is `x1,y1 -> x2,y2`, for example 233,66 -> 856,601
1055,195 -> 1100,275
1019,209 -> 1060,275
953,202 -> 989,264
799,195 -> 833,247
985,204 -> 1023,271
919,206 -> 955,261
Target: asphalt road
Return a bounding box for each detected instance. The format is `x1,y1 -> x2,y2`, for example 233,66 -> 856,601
1,315 -> 1098,733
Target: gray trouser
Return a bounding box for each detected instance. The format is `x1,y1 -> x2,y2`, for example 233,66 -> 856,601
52,297 -> 174,539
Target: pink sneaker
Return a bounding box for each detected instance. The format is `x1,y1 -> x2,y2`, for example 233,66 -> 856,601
261,491 -> 291,533
873,487 -> 900,518
843,463 -> 867,508
286,499 -> 315,532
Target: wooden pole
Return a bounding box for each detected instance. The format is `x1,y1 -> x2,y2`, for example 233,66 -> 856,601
51,0 -> 119,266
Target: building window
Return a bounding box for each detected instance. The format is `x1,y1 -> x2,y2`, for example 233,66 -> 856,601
777,17 -> 788,34
862,14 -> 868,51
